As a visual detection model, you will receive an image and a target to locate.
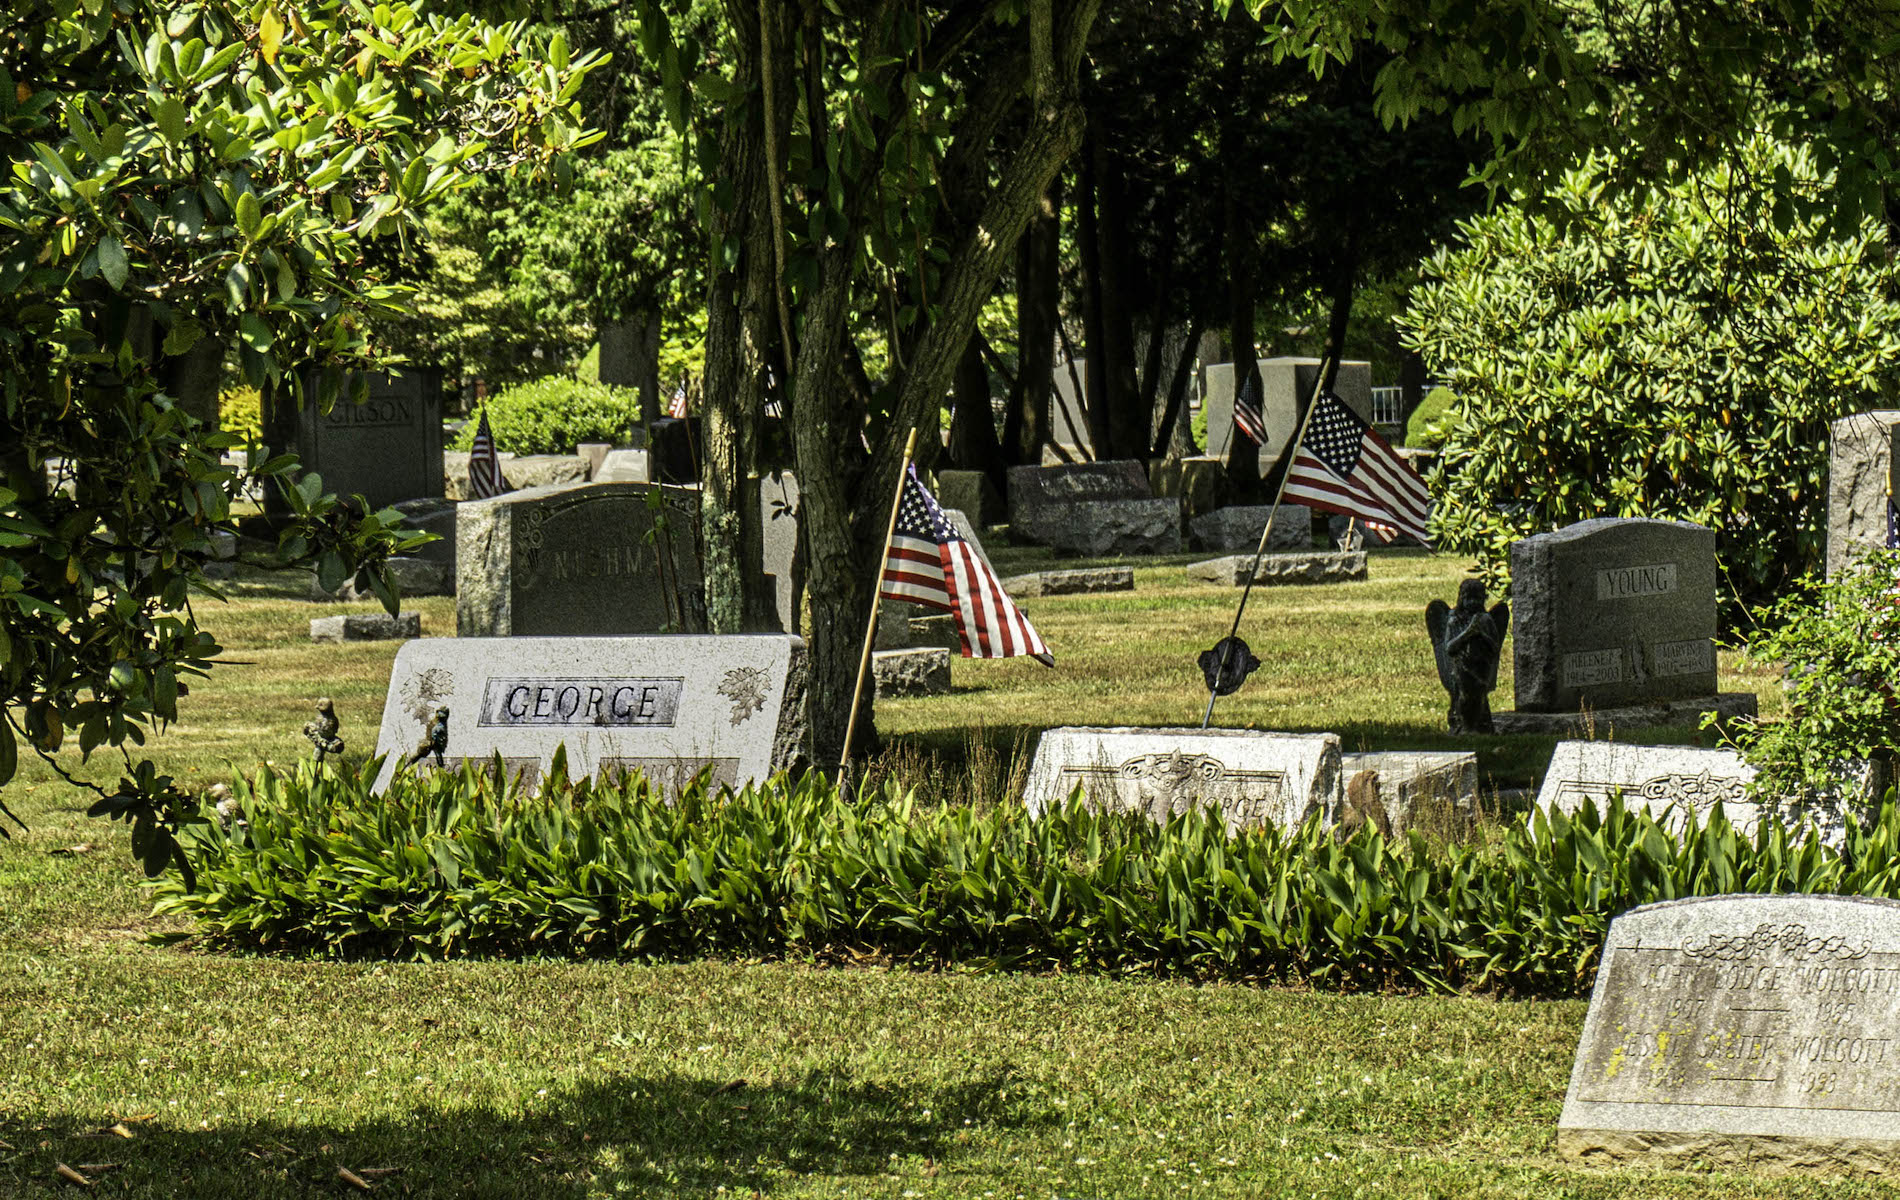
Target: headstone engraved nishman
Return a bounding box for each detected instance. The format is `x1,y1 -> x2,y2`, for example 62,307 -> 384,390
1022,728 -> 1340,832
369,635 -> 807,794
456,481 -> 703,637
1560,894 -> 1900,1170
1510,518 -> 1719,712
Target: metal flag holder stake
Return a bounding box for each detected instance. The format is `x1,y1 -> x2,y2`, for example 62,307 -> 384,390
841,427 -> 921,772
1198,357 -> 1335,729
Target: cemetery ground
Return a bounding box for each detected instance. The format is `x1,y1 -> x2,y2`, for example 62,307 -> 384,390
0,550 -> 1838,1199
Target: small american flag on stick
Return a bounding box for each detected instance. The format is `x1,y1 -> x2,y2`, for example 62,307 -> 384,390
667,378 -> 689,419
1232,374 -> 1267,445
1283,391 -> 1433,546
880,466 -> 1053,665
468,408 -> 509,499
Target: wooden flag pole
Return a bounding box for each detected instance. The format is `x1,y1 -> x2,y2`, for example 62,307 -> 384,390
1200,358 -> 1335,729
841,427 -> 921,770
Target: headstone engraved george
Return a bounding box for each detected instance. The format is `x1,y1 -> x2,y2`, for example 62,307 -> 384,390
1511,518 -> 1719,712
1826,411 -> 1900,580
1559,894 -> 1900,1170
1202,358 -> 1374,476
296,369 -> 445,509
456,481 -> 703,637
1022,728 -> 1340,832
370,635 -> 807,794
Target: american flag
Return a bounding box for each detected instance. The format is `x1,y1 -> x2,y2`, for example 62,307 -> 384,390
1232,374 -> 1267,445
881,466 -> 1054,665
468,408 -> 508,499
1282,391 -> 1433,546
667,378 -> 689,419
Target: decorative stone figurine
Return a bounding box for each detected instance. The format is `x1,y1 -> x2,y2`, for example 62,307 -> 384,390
1426,580 -> 1510,734
302,697 -> 344,763
410,706 -> 450,769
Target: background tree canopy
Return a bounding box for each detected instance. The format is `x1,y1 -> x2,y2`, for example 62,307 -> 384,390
1402,138 -> 1900,609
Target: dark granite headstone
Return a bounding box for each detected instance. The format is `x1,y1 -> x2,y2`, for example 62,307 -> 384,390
1511,518 -> 1718,713
296,369 -> 445,508
456,481 -> 703,637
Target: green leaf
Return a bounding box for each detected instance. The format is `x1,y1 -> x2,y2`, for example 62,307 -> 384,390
235,190 -> 261,239
97,233 -> 128,290
239,312 -> 273,353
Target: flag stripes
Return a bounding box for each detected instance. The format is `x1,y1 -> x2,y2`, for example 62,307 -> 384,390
468,408 -> 508,499
1282,391 -> 1434,545
880,467 -> 1053,665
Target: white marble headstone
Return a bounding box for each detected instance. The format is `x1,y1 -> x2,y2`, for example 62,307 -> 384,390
370,635 -> 806,794
1023,727 -> 1340,832
1535,741 -> 1762,834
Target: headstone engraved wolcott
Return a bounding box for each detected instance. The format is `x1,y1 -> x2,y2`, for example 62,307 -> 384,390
1560,894 -> 1900,1170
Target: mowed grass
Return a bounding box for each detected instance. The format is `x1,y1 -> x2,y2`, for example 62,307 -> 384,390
0,550 -> 1815,1198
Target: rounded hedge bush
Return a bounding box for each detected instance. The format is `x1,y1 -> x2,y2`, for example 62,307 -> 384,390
450,376 -> 639,455
1402,386 -> 1456,449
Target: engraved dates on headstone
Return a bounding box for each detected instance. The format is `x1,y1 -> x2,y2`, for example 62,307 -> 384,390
1560,895 -> 1900,1167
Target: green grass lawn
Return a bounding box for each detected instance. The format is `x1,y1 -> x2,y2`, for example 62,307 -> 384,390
0,550 -> 1820,1198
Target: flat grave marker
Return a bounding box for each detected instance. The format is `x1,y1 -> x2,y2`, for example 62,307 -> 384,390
1559,893 -> 1900,1171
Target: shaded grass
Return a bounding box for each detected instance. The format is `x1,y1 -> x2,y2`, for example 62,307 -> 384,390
0,550 -> 1813,1197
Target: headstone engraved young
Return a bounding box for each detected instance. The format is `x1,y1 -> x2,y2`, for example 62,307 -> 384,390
1022,728 -> 1340,832
1203,358 -> 1374,476
456,481 -> 703,637
1826,411 -> 1900,580
296,369 -> 445,509
1559,894 -> 1900,1170
370,635 -> 807,794
1511,518 -> 1719,712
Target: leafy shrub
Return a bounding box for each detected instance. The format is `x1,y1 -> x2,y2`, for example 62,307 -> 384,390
1403,386 -> 1455,449
220,386 -> 262,443
1400,138 -> 1900,607
1722,548 -> 1900,814
152,759 -> 1898,994
448,376 -> 639,455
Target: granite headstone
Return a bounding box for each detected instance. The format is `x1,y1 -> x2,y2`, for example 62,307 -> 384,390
370,634 -> 807,794
456,481 -> 703,637
1203,358 -> 1373,477
297,369 -> 445,509
1826,411 -> 1900,581
1023,727 -> 1340,832
1559,893 -> 1900,1171
1511,518 -> 1719,712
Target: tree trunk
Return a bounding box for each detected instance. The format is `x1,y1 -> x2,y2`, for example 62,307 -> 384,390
1219,10 -> 1262,498
1317,224 -> 1361,392
948,335 -> 1003,473
1090,121 -> 1143,461
1004,177 -> 1061,464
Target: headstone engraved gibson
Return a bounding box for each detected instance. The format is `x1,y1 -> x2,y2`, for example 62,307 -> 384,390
1560,894 -> 1900,1171
370,635 -> 807,794
1022,727 -> 1340,832
1511,518 -> 1719,712
296,368 -> 445,509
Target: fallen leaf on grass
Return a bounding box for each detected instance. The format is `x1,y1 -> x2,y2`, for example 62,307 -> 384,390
78,1123 -> 135,1140
48,843 -> 93,856
74,1164 -> 122,1175
54,1163 -> 91,1187
338,1166 -> 379,1191
715,1079 -> 747,1095
357,1167 -> 404,1179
